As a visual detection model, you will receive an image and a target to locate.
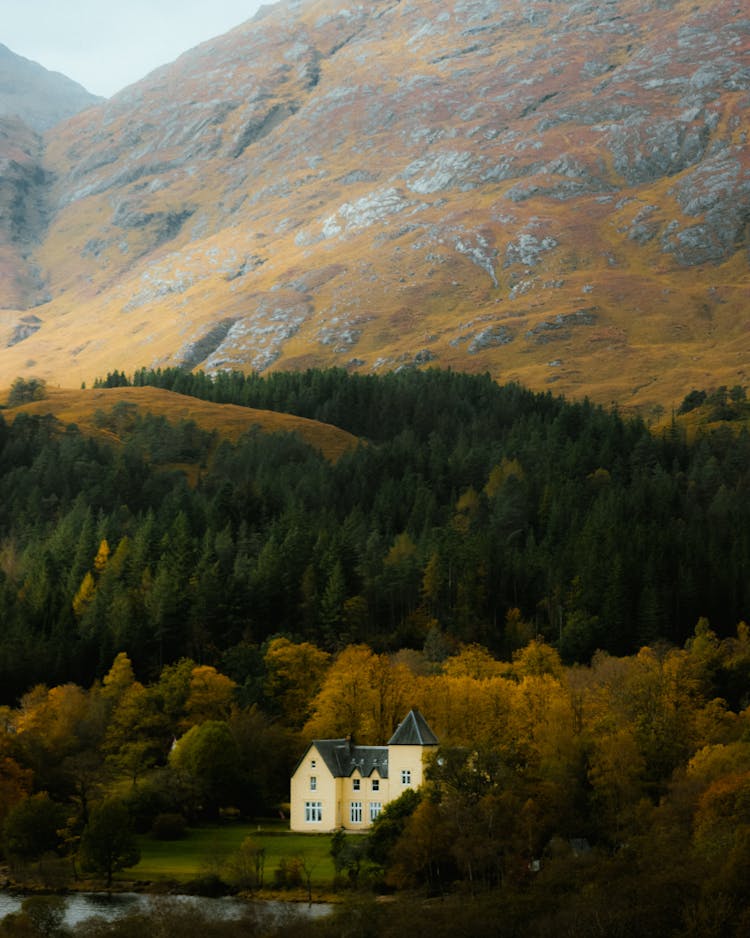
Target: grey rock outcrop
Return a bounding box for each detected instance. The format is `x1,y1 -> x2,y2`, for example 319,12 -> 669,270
0,0 -> 746,412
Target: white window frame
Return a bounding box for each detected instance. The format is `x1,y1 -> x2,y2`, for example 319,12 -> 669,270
310,776 -> 317,791
401,769 -> 411,785
352,777 -> 360,791
370,801 -> 382,821
305,801 -> 322,822
350,801 -> 363,823
372,778 -> 380,792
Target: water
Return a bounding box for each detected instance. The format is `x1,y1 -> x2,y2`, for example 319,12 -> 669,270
0,891 -> 333,928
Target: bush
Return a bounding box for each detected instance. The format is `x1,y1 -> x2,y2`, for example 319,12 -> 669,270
123,772 -> 193,832
223,836 -> 266,892
182,873 -> 229,897
7,376 -> 47,407
273,855 -> 304,889
677,389 -> 707,415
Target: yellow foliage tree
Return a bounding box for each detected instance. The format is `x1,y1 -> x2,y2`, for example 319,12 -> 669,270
421,552 -> 442,612
442,643 -> 503,680
184,665 -> 237,727
415,673 -> 514,748
15,682 -> 95,766
587,726 -> 647,839
105,681 -> 169,784
93,538 -> 111,573
304,644 -> 413,744
484,457 -> 524,499
512,639 -> 564,679
263,637 -> 330,728
72,571 -> 96,618
693,770 -> 750,860
102,652 -> 136,701
384,532 -> 417,567
453,486 -> 480,532
386,798 -> 453,891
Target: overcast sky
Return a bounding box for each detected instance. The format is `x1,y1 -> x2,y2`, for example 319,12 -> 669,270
2,0 -> 269,98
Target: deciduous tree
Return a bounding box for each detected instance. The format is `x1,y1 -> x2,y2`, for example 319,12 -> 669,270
263,637 -> 329,728
184,665 -> 237,727
3,793 -> 65,863
80,799 -> 140,886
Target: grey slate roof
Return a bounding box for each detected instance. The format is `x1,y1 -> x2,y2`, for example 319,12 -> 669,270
297,709 -> 439,779
312,739 -> 389,778
387,708 -> 439,746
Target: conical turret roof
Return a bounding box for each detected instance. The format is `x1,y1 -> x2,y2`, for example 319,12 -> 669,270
387,708 -> 438,746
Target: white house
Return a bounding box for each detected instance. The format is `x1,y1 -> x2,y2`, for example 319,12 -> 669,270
289,708 -> 438,832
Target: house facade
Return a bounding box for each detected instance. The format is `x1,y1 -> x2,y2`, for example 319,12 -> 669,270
289,708 -> 438,832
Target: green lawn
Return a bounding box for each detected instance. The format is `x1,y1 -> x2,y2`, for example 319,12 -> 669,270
122,820 -> 337,888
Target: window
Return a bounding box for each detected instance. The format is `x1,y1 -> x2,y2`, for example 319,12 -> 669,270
401,769 -> 411,785
350,801 -> 362,823
372,778 -> 380,792
310,776 -> 317,791
305,801 -> 322,822
311,759 -> 316,768
352,778 -> 360,791
370,802 -> 382,821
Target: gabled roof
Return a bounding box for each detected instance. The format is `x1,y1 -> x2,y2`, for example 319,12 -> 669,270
293,709 -> 439,778
387,708 -> 439,746
311,739 -> 389,778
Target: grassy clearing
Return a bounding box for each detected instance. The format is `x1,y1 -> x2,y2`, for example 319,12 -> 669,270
123,820 -> 337,888
5,386 -> 358,463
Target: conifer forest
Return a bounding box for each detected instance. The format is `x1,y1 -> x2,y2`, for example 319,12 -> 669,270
1,368 -> 750,936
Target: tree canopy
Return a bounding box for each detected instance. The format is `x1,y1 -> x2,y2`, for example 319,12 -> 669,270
2,368 -> 750,699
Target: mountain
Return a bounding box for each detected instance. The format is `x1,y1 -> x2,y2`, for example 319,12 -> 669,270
0,43 -> 101,132
0,116 -> 48,310
0,45 -> 100,311
0,0 -> 747,415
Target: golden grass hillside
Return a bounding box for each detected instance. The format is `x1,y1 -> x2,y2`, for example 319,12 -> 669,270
0,0 -> 746,418
0,386 -> 359,463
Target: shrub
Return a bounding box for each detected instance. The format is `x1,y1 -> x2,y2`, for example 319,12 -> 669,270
7,377 -> 47,407
182,873 -> 229,897
273,855 -> 304,889
677,389 -> 706,415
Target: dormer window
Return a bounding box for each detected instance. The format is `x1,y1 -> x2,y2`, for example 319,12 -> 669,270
353,778 -> 360,791
372,778 -> 380,792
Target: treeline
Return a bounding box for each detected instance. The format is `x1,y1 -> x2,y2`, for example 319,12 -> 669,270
678,384 -> 748,421
2,628 -> 750,935
2,368 -> 750,699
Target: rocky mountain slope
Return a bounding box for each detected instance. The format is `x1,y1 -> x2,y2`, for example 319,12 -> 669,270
0,116 -> 48,311
0,0 -> 747,414
0,44 -> 100,132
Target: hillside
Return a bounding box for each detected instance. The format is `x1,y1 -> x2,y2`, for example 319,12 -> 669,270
0,0 -> 747,414
1,366 -> 749,696
0,43 -> 100,131
1,384 -> 359,461
2,373 -> 750,934
0,116 -> 48,310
